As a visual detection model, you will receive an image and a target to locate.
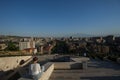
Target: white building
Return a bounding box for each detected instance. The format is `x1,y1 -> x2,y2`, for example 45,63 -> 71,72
19,41 -> 35,50
0,43 -> 7,50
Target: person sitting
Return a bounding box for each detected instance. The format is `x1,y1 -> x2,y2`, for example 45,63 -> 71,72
29,57 -> 44,80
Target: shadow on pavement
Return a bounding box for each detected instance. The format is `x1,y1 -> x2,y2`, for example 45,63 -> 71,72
88,58 -> 120,70
80,76 -> 120,80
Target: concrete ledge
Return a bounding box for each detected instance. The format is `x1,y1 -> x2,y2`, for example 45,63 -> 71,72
71,57 -> 90,62
53,57 -> 89,70
39,63 -> 54,80
54,62 -> 82,69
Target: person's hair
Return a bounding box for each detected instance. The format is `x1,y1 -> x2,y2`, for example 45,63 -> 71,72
33,57 -> 38,62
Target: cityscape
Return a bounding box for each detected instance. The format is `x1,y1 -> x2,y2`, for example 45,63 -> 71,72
0,34 -> 120,80
0,34 -> 120,57
0,0 -> 120,80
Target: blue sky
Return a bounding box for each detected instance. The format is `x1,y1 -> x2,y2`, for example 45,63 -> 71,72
0,0 -> 120,37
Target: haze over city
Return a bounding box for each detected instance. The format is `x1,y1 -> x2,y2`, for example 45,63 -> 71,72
0,0 -> 120,37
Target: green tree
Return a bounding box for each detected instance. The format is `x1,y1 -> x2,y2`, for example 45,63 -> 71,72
5,42 -> 19,51
52,40 -> 69,54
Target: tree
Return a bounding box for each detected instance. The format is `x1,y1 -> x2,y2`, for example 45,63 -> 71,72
5,42 -> 19,51
52,40 -> 69,54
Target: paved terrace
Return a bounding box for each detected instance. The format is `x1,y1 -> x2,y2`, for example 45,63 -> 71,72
7,55 -> 120,80
49,59 -> 120,80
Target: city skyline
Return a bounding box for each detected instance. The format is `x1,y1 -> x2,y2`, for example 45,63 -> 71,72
0,0 -> 120,37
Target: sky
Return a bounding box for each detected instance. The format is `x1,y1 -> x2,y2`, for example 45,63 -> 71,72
0,0 -> 120,37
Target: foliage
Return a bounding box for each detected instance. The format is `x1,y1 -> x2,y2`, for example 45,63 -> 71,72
96,53 -> 107,60
5,42 -> 19,51
88,53 -> 96,59
108,55 -> 117,62
51,40 -> 69,54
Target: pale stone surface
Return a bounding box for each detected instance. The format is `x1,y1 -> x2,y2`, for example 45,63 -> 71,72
50,59 -> 120,80
39,63 -> 54,80
53,57 -> 89,69
71,57 -> 90,62
54,62 -> 82,69
1,56 -> 32,80
0,56 -> 32,71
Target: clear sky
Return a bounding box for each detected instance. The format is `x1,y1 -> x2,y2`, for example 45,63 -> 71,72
0,0 -> 120,37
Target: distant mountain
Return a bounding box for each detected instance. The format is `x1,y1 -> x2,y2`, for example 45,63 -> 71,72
61,33 -> 93,37
112,34 -> 120,37
97,34 -> 120,37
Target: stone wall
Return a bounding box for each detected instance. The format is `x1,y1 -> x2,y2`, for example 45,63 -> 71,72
54,62 -> 82,69
0,56 -> 32,71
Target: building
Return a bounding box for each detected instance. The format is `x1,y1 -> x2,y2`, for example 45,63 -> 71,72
19,41 -> 36,54
104,35 -> 115,44
0,43 -> 7,50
